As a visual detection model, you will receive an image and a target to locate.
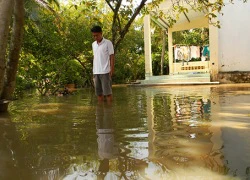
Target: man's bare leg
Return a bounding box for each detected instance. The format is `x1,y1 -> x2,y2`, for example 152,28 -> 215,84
106,94 -> 112,104
98,95 -> 104,101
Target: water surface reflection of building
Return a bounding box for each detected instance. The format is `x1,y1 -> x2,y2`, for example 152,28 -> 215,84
144,86 -> 228,177
211,89 -> 250,179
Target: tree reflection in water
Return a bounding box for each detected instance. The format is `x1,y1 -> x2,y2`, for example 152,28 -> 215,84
0,112 -> 30,179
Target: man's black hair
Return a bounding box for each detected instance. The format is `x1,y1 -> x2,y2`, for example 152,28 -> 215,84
91,25 -> 102,33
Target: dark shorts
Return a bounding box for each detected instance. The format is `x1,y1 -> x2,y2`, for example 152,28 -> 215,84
94,73 -> 112,96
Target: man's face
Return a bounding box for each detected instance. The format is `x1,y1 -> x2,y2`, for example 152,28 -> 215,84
92,32 -> 102,42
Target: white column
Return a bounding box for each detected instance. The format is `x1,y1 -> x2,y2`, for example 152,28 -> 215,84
208,0 -> 219,81
209,21 -> 219,81
144,15 -> 152,78
168,28 -> 174,74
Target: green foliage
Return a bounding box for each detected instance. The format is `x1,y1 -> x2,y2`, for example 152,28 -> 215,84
173,28 -> 209,46
19,2 -> 94,96
150,25 -> 169,75
152,55 -> 169,76
59,60 -> 85,85
16,1 -> 147,96
113,18 -> 145,83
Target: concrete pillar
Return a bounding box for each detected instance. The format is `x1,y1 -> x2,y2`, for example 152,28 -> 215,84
144,15 -> 152,78
168,28 -> 174,74
208,0 -> 219,81
209,23 -> 219,81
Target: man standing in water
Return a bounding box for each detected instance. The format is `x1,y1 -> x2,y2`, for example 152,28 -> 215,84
91,25 -> 115,102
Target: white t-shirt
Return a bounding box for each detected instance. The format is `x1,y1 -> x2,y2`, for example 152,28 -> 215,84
92,38 -> 114,74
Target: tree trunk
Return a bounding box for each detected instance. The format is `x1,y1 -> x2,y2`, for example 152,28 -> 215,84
105,0 -> 147,53
113,0 -> 147,52
2,0 -> 25,100
0,0 -> 14,96
161,30 -> 166,75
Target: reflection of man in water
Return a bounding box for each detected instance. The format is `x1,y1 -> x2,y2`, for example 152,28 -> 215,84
95,103 -> 118,179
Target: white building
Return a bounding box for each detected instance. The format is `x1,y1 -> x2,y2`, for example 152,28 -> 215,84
143,0 -> 250,84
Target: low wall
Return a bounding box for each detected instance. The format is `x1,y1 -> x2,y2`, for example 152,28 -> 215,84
218,71 -> 250,83
173,61 -> 210,74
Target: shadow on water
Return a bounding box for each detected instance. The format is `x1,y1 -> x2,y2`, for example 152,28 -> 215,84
1,85 -> 250,179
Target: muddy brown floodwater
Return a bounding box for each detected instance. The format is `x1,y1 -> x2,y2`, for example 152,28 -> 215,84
0,84 -> 250,180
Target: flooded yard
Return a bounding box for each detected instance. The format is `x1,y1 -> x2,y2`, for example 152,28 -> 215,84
1,84 -> 250,180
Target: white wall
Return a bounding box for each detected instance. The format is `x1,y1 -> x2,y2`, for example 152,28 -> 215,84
218,0 -> 250,72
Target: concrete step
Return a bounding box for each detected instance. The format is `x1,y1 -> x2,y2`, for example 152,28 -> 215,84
141,73 -> 211,85
144,76 -> 210,82
136,81 -> 219,86
145,73 -> 210,81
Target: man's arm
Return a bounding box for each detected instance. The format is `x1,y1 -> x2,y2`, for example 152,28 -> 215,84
110,54 -> 115,77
